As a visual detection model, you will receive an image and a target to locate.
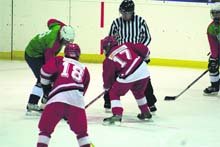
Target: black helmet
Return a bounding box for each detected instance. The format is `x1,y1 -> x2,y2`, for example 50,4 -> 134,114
119,0 -> 135,13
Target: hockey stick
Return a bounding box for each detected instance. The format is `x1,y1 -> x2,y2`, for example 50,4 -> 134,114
85,91 -> 105,109
164,69 -> 208,101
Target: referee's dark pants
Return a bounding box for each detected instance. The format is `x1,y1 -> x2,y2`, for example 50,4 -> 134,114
144,78 -> 157,107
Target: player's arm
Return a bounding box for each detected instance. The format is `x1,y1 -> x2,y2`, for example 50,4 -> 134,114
40,57 -> 58,99
131,43 -> 150,63
44,26 -> 62,62
102,59 -> 116,90
82,67 -> 90,95
40,68 -> 52,103
131,42 -> 149,57
44,42 -> 60,62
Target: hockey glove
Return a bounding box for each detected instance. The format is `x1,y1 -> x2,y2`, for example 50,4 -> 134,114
144,53 -> 150,64
40,94 -> 50,110
145,58 -> 150,64
41,94 -> 49,104
42,84 -> 52,97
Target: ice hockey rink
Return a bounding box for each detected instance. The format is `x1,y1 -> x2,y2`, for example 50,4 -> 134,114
1,60 -> 220,147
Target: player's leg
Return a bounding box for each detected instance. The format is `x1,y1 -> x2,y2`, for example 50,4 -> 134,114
25,53 -> 44,112
131,77 -> 152,120
204,57 -> 219,95
144,78 -> 157,112
37,102 -> 63,147
103,90 -> 111,112
103,80 -> 117,112
67,105 -> 94,147
26,81 -> 43,113
103,82 -> 129,125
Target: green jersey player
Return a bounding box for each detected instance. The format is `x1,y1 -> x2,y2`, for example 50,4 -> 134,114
25,18 -> 75,114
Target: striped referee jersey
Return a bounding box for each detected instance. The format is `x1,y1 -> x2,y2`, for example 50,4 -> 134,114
109,15 -> 151,46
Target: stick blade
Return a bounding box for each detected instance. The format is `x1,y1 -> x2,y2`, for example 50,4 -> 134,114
164,96 -> 176,101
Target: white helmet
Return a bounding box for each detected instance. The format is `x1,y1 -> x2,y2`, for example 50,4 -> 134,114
211,3 -> 220,19
211,3 -> 220,11
60,25 -> 75,42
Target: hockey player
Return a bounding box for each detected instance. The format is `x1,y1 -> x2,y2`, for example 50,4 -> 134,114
204,3 -> 220,95
105,0 -> 157,113
101,36 -> 152,125
37,43 -> 94,147
24,18 -> 75,114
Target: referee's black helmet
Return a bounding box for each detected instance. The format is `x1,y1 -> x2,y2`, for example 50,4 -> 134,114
119,0 -> 135,13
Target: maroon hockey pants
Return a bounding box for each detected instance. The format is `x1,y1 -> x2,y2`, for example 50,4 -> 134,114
37,102 -> 89,147
110,77 -> 149,115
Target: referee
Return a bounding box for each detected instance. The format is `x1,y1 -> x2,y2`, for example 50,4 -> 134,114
104,0 -> 157,112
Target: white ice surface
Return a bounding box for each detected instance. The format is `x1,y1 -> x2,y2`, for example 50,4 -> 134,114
0,60 -> 220,147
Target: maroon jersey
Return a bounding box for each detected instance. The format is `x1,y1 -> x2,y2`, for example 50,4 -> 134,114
38,55 -> 92,147
40,56 -> 90,98
103,42 -> 149,89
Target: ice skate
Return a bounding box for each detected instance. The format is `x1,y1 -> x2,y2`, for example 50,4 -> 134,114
203,86 -> 219,96
137,111 -> 152,120
26,103 -> 42,116
103,115 -> 122,126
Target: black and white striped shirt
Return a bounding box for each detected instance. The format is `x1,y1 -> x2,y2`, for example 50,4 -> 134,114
109,15 -> 151,46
